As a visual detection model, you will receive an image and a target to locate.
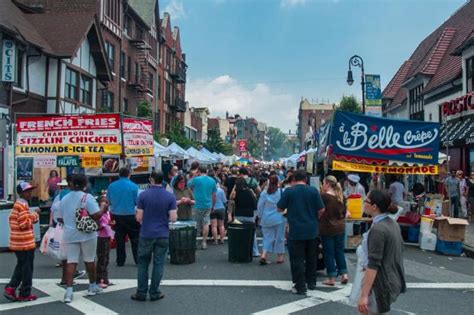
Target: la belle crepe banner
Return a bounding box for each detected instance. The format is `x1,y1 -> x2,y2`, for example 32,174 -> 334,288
332,160 -> 439,175
122,118 -> 154,156
330,111 -> 440,164
16,114 -> 122,156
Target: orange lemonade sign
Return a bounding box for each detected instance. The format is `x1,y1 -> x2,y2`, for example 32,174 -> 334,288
332,160 -> 438,175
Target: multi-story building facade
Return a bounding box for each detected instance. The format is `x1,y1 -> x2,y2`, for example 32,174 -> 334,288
257,122 -> 269,159
297,99 -> 335,150
383,0 -> 474,172
0,0 -> 112,198
16,0 -> 187,134
159,13 -> 187,134
208,117 -> 232,140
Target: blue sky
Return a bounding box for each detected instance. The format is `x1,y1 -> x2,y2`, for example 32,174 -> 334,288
162,0 -> 467,132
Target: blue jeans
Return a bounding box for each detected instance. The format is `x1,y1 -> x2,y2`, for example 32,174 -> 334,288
321,234 -> 347,278
262,222 -> 286,254
137,237 -> 169,298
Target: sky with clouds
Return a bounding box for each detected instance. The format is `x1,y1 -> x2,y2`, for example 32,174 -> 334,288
161,0 -> 466,132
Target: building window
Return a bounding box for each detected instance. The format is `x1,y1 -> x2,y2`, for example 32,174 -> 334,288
123,15 -> 131,36
120,51 -> 126,78
165,80 -> 171,105
157,74 -> 161,98
80,76 -> 92,105
148,73 -> 154,92
127,56 -> 132,81
13,50 -> 24,88
105,0 -> 120,24
135,62 -> 140,83
105,42 -> 115,72
65,67 -> 79,100
467,56 -> 474,93
409,84 -> 424,120
123,98 -> 129,113
102,91 -> 114,110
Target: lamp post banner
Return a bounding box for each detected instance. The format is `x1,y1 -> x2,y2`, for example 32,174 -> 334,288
330,111 -> 440,164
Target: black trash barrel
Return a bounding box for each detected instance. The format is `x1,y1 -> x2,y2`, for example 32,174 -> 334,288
228,222 -> 255,263
169,222 -> 197,265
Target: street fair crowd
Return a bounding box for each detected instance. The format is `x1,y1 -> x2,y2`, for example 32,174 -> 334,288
4,162 -> 413,315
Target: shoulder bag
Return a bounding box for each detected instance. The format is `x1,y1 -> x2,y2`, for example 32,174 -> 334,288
75,193 -> 99,233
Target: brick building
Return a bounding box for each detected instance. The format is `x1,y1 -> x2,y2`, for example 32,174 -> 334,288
15,0 -> 187,134
297,99 -> 335,150
159,12 -> 187,134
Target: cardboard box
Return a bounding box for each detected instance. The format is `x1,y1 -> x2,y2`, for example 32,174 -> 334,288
434,216 -> 469,242
441,200 -> 450,217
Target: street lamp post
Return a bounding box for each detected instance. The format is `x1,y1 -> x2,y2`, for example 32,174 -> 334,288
346,55 -> 366,114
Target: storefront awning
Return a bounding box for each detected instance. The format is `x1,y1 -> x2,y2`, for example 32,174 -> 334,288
441,114 -> 474,147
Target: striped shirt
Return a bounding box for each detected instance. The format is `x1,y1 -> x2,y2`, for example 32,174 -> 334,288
9,198 -> 39,251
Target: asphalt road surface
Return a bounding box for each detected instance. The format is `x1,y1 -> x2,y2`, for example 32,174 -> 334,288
1,241 -> 473,315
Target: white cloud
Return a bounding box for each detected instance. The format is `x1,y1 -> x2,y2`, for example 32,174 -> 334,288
187,75 -> 299,133
280,0 -> 307,8
164,0 -> 187,20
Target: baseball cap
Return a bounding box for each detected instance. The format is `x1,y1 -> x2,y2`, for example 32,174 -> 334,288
17,182 -> 36,194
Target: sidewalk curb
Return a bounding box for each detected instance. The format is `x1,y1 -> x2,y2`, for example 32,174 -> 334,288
463,244 -> 474,259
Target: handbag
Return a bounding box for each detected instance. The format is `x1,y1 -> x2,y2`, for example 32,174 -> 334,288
75,193 -> 98,233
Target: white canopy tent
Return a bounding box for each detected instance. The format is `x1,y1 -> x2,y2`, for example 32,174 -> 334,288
167,143 -> 190,159
153,141 -> 170,157
187,147 -> 217,164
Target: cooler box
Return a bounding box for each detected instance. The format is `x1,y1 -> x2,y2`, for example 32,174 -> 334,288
169,221 -> 197,265
408,225 -> 420,243
436,239 -> 463,256
419,232 -> 436,251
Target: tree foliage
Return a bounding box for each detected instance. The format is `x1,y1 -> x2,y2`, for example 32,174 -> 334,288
264,126 -> 297,160
247,138 -> 262,158
206,128 -> 233,155
338,95 -> 362,113
156,122 -> 198,149
137,101 -> 152,118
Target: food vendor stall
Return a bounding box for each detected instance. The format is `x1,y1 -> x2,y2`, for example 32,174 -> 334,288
327,111 -> 441,250
2,113 -> 155,244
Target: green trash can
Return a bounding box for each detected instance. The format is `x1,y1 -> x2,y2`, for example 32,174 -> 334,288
228,222 -> 255,263
169,221 -> 197,265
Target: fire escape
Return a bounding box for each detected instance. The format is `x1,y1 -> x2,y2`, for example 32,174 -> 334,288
170,61 -> 187,112
129,31 -> 152,102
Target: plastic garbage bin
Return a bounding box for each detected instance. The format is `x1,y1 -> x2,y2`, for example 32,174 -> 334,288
227,222 -> 255,263
169,221 -> 197,265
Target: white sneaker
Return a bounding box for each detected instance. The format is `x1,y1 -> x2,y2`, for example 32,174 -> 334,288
87,286 -> 103,296
64,292 -> 73,303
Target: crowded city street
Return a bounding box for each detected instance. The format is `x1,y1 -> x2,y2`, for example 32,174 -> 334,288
2,0 -> 474,314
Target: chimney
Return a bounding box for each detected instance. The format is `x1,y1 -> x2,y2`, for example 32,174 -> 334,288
226,111 -> 229,119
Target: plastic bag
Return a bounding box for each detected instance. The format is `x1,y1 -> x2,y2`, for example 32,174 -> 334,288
47,225 -> 65,260
40,227 -> 53,254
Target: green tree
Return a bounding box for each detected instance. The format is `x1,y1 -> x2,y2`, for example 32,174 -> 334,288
163,122 -> 195,148
137,101 -> 152,118
247,138 -> 262,158
338,95 -> 362,113
265,127 -> 287,160
206,128 -> 233,155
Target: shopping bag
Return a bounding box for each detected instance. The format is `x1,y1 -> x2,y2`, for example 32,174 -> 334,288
40,227 -> 53,254
47,225 -> 64,260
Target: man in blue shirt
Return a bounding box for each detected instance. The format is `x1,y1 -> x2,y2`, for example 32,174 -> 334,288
107,168 -> 139,266
188,166 -> 217,250
131,171 -> 177,302
278,169 -> 325,295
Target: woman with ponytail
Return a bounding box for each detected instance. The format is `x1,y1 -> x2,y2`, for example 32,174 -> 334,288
356,190 -> 406,315
320,175 -> 348,286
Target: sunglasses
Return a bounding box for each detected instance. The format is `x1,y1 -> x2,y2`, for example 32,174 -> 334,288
364,199 -> 373,205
